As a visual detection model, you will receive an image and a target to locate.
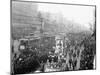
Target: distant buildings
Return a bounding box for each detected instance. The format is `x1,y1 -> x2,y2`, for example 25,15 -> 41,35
12,1 -> 38,24
12,1 -> 41,39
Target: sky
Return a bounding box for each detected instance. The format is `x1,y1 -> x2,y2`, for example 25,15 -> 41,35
37,3 -> 95,29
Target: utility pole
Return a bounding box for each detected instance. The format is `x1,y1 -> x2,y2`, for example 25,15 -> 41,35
38,12 -> 44,35
40,17 -> 44,34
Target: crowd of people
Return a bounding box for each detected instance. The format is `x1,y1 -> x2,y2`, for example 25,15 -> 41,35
11,33 -> 96,74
